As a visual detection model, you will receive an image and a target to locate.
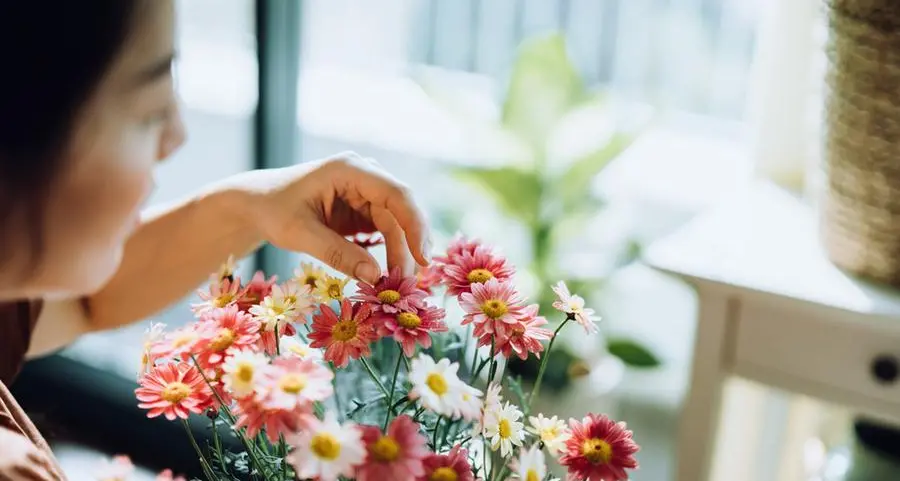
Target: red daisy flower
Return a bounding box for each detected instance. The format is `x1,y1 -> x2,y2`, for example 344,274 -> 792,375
233,395 -> 312,444
441,245 -> 515,296
236,271 -> 278,312
354,267 -> 428,314
434,235 -> 483,264
415,263 -> 444,295
375,303 -> 448,357
418,445 -> 474,481
356,415 -> 429,481
308,299 -> 378,368
560,413 -> 640,481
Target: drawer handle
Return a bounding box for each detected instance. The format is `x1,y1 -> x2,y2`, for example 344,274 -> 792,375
871,355 -> 899,385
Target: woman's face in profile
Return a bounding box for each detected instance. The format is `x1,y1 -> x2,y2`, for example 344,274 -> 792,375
27,0 -> 186,298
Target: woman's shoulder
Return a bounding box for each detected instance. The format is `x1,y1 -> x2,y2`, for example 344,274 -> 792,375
0,300 -> 43,384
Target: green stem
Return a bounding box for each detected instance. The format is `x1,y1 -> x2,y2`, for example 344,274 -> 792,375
279,435 -> 290,480
275,325 -> 281,356
182,419 -> 216,481
359,358 -> 393,409
486,338 -> 498,388
211,417 -> 227,475
528,317 -> 571,409
432,416 -> 442,450
383,350 -> 405,430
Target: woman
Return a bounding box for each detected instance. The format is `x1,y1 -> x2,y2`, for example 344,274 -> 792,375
0,2 -> 430,479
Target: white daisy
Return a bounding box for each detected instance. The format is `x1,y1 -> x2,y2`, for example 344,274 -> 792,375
279,336 -> 324,363
295,262 -> 327,290
483,401 -> 526,458
250,281 -> 315,330
287,411 -> 365,481
510,444 -> 556,481
139,322 -> 167,377
484,382 -> 503,411
551,281 -> 600,334
221,349 -> 270,397
455,381 -> 484,421
408,354 -> 466,417
315,274 -> 350,302
527,413 -> 570,456
217,255 -> 238,280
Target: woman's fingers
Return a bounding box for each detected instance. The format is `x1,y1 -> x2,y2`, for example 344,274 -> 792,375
10,465 -> 52,481
370,206 -> 415,277
301,221 -> 382,284
332,155 -> 431,266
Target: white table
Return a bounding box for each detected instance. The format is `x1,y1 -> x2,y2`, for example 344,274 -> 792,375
644,182 -> 900,481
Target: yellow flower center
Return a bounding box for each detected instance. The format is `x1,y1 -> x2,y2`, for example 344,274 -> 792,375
161,382 -> 192,404
540,427 -> 559,442
279,373 -> 307,394
369,435 -> 401,462
171,333 -> 196,349
430,467 -> 459,481
285,295 -> 297,305
332,320 -> 358,342
290,345 -> 311,357
310,433 -> 342,460
303,275 -> 319,288
377,289 -> 402,304
235,364 -> 254,383
326,282 -> 344,300
498,419 -> 512,439
213,294 -> 235,308
210,328 -> 235,352
526,470 -> 540,481
397,312 -> 422,329
426,373 -> 448,396
466,268 -> 494,284
582,437 -> 613,464
480,299 -> 508,319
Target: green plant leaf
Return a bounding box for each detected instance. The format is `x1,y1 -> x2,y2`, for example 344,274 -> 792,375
451,166 -> 542,226
607,337 -> 661,368
501,33 -> 587,150
557,132 -> 635,212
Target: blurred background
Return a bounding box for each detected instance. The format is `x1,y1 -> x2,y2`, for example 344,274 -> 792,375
14,0 -> 893,480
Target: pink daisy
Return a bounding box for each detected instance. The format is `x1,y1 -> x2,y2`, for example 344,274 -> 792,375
434,235 -> 483,264
459,278 -> 527,339
94,454 -> 134,481
151,324 -> 204,362
308,299 -> 378,368
441,245 -> 515,295
354,267 -> 428,314
418,445 -> 474,481
236,271 -> 278,312
256,356 -> 334,410
136,363 -> 211,421
233,395 -> 312,444
375,304 -> 448,357
356,415 -> 429,481
196,377 -> 234,415
492,304 -> 553,360
192,276 -> 247,314
559,413 -> 640,481
415,263 -> 445,295
194,305 -> 261,369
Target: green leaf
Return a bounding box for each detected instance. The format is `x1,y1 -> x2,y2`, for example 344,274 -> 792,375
607,338 -> 661,368
451,166 -> 542,226
557,132 -> 635,212
501,33 -> 587,150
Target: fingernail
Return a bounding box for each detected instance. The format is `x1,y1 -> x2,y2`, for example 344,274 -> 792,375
355,262 -> 381,284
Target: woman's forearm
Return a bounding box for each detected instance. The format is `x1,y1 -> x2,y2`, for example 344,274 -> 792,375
85,186 -> 263,330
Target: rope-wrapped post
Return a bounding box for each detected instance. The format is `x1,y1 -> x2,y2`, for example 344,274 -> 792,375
821,0 -> 900,285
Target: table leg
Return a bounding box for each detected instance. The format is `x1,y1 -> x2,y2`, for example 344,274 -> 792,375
677,294 -> 733,481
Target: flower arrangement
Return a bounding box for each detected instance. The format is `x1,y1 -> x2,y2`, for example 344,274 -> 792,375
129,235 -> 639,481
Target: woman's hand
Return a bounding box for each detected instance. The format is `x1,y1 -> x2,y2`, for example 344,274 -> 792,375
0,429 -> 60,481
230,152 -> 431,284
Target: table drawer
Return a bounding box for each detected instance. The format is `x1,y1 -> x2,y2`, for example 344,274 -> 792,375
734,301 -> 900,407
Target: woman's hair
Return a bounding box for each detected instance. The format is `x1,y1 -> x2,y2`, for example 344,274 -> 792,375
0,1 -> 140,273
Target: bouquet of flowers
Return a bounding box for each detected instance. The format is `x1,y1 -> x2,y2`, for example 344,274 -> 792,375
133,235 -> 640,481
